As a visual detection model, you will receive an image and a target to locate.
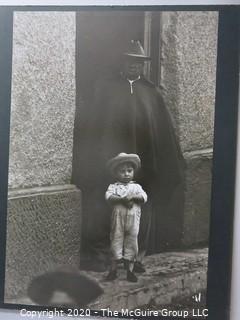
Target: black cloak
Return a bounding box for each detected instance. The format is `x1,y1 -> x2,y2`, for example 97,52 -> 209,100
73,74 -> 185,268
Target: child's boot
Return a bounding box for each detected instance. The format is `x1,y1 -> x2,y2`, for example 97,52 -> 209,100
127,270 -> 138,282
105,260 -> 117,281
106,269 -> 117,281
133,261 -> 146,273
125,260 -> 138,283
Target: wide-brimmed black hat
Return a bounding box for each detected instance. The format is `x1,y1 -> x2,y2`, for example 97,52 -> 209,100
27,267 -> 103,307
123,40 -> 151,60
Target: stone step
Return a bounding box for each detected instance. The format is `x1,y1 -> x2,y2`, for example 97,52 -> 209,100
6,248 -> 208,312
88,248 -> 208,311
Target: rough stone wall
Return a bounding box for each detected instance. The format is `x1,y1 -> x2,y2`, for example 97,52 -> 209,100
159,11 -> 218,246
9,12 -> 76,189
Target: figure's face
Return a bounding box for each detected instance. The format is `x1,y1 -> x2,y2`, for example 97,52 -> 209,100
123,58 -> 145,79
116,163 -> 134,183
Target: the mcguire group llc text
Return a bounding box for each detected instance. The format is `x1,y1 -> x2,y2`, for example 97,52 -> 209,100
101,307 -> 208,318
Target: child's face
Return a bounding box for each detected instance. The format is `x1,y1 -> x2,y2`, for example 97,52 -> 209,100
116,163 -> 134,183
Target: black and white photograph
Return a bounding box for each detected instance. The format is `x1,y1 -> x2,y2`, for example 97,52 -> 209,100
0,6 -> 239,319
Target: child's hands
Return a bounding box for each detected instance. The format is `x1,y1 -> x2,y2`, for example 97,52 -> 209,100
126,200 -> 134,209
108,194 -> 123,205
122,195 -> 134,209
131,194 -> 144,204
125,195 -> 133,202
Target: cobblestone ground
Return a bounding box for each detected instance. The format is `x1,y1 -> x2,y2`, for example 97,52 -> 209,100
6,248 -> 208,317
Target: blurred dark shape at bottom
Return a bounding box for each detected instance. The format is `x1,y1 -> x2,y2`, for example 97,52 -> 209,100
27,267 -> 104,308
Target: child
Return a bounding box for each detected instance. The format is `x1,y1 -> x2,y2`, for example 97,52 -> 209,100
105,152 -> 147,282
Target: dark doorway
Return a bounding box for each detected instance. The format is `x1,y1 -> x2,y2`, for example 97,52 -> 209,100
73,11 -> 146,186
71,11 -> 184,261
72,11 -> 163,185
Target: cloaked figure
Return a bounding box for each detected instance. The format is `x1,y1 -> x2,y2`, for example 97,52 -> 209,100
74,40 -> 185,272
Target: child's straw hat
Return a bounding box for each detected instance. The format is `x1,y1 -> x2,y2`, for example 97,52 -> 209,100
107,152 -> 141,175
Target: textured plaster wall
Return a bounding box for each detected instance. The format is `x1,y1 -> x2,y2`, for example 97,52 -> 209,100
5,12 -> 81,301
9,12 -> 76,189
160,12 -> 218,246
183,150 -> 213,245
160,11 -> 218,152
5,186 -> 81,299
